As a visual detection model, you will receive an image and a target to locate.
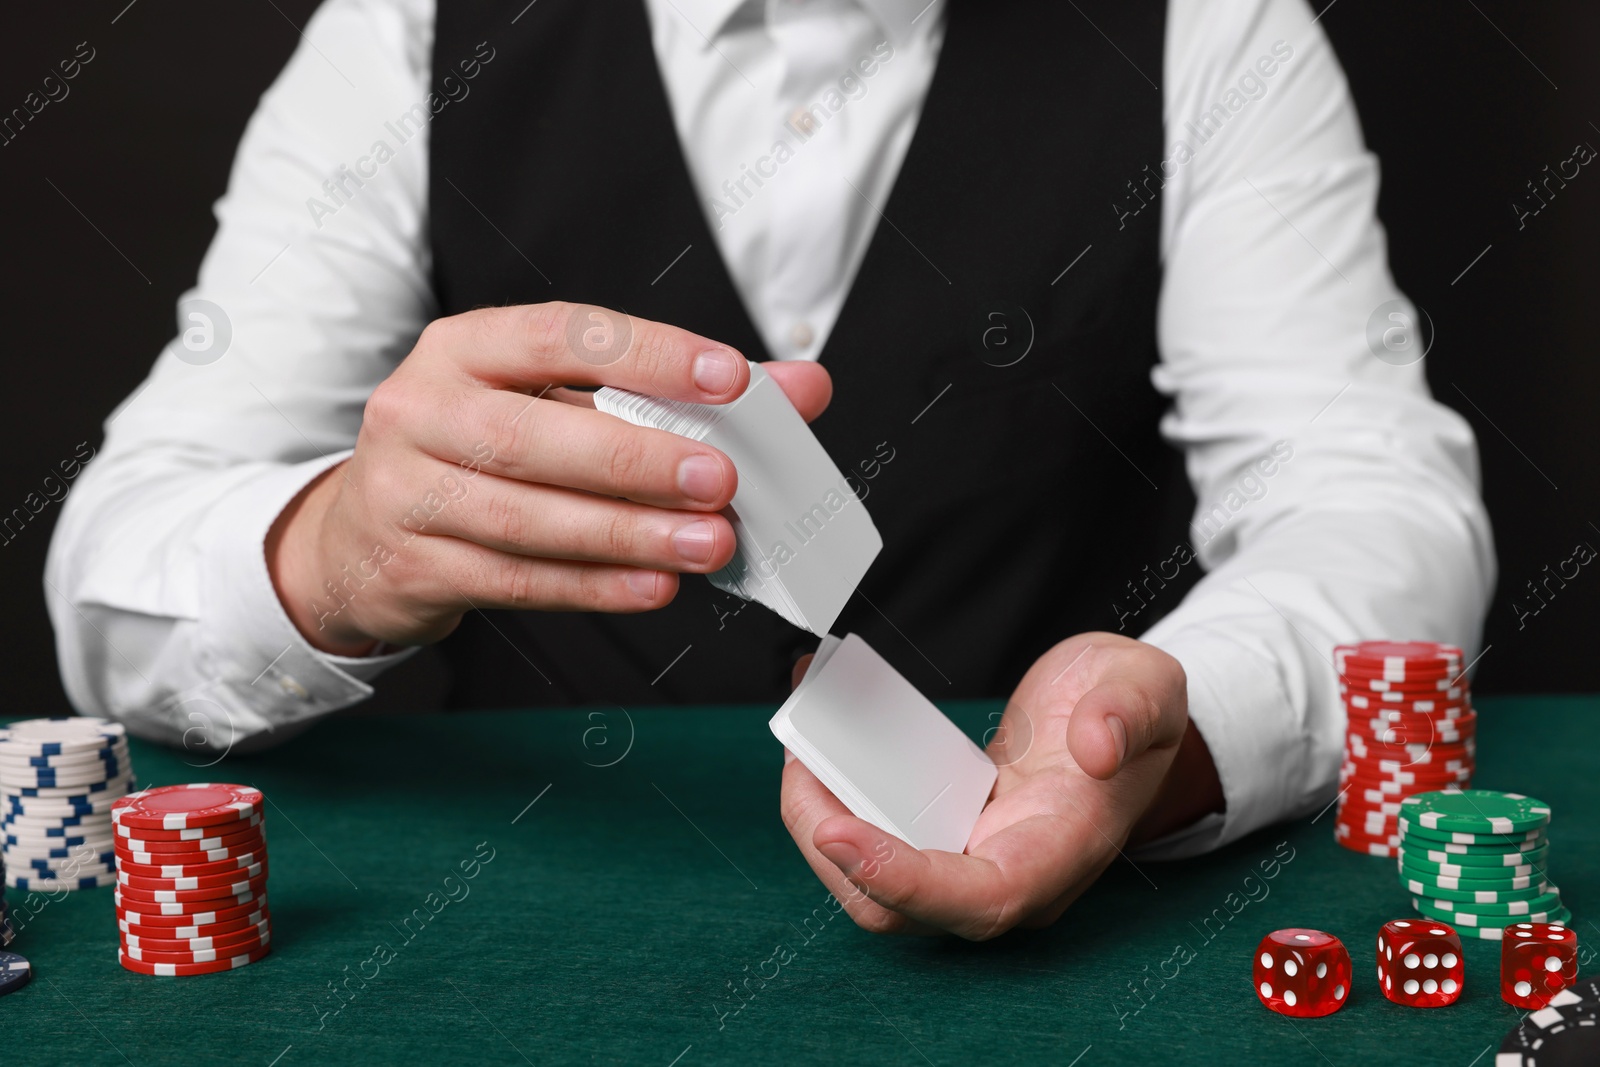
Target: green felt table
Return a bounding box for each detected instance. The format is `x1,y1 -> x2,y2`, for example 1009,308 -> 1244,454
2,696 -> 1595,1066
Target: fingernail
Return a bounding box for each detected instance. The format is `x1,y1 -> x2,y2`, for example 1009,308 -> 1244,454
820,840 -> 863,874
1106,715 -> 1128,767
671,520 -> 717,563
692,349 -> 741,395
783,747 -> 795,764
626,569 -> 661,600
676,454 -> 724,503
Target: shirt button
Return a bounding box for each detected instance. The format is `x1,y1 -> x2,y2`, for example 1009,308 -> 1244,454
791,321 -> 815,349
789,106 -> 817,134
278,675 -> 311,700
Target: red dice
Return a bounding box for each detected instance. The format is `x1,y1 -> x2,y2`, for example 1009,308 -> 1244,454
1501,921 -> 1579,1008
1376,919 -> 1464,1007
1252,929 -> 1351,1017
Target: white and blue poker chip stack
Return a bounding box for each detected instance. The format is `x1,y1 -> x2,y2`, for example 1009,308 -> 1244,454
0,718 -> 137,892
0,845 -> 9,945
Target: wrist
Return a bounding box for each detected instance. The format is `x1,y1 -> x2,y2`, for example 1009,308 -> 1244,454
266,464 -> 382,657
1130,718 -> 1225,845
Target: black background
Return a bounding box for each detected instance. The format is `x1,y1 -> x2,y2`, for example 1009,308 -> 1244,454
0,2 -> 1593,713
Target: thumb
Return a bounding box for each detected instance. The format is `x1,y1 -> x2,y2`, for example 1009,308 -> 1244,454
790,653 -> 814,691
763,361 -> 832,424
1065,657 -> 1187,780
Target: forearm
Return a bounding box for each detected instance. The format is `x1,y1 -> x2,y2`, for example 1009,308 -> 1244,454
47,444 -> 415,748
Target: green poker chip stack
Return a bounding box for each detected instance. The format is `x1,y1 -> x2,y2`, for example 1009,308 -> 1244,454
1395,790 -> 1569,939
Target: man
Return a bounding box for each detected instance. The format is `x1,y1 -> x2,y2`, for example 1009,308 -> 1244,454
46,0 -> 1493,939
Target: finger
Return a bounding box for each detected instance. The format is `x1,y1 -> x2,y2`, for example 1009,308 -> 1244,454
1065,650 -> 1189,781
780,756 -> 927,935
811,801 -> 1090,941
790,653 -> 813,690
439,303 -> 751,402
427,536 -> 679,613
409,390 -> 737,511
762,361 -> 832,424
540,361 -> 829,424
413,470 -> 738,573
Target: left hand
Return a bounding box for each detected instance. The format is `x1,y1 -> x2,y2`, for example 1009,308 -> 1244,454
779,631 -> 1214,939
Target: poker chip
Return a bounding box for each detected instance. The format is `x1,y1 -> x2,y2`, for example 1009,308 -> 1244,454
4,833 -> 116,852
0,718 -> 138,894
1401,857 -> 1548,883
1349,720 -> 1475,746
1342,759 -> 1474,782
1399,790 -> 1551,836
1412,898 -> 1568,928
0,718 -> 126,756
1350,695 -> 1468,715
123,931 -> 270,964
117,942 -> 270,977
1411,834 -> 1549,857
117,850 -> 266,880
1,774 -> 137,799
1398,820 -> 1545,847
123,920 -> 271,954
1406,846 -> 1550,871
1395,788 -> 1571,930
1332,824 -> 1402,856
113,873 -> 267,906
115,898 -> 269,928
1333,640 -> 1480,857
1414,885 -> 1564,917
1400,875 -> 1552,904
112,784 -> 263,832
1336,639 -> 1464,671
9,870 -> 119,891
6,851 -> 115,872
0,760 -> 134,789
117,861 -> 266,892
112,783 -> 271,977
1451,907 -> 1572,940
120,909 -> 270,940
119,837 -> 266,867
0,950 -> 30,996
1345,691 -> 1468,710
1342,776 -> 1473,798
1496,975 -> 1600,1064
115,814 -> 264,846
1344,681 -> 1465,697
5,795 -> 118,817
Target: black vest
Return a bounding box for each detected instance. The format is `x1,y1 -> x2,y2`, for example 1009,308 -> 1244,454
426,0 -> 1194,707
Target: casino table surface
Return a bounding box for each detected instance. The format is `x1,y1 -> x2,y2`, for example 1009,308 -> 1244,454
2,695 -> 1594,1066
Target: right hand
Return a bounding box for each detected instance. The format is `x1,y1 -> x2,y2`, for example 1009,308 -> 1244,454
267,302 -> 832,655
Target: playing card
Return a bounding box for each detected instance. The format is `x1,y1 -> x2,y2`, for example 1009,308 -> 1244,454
595,362 -> 881,635
770,633 -> 997,853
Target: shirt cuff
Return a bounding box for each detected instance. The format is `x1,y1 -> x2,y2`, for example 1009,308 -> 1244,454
1131,626 -> 1311,860
192,451 -> 417,744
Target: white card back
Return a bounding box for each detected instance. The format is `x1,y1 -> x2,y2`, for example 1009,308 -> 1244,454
770,634 -> 997,853
595,363 -> 881,635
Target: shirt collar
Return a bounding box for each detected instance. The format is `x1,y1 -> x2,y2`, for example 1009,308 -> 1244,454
668,0 -> 938,50
854,0 -> 939,46
665,0 -> 758,44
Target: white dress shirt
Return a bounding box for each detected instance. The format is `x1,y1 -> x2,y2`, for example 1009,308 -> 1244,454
45,0 -> 1495,858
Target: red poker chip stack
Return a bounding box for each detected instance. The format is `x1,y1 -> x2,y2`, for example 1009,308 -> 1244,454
1332,641 -> 1474,857
110,784 -> 271,976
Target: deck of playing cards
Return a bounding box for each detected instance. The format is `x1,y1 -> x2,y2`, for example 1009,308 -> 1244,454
770,634 -> 997,853
595,362 -> 881,635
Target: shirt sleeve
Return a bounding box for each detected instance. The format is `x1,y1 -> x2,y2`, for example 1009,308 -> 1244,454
45,0 -> 439,749
1133,0 -> 1496,858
